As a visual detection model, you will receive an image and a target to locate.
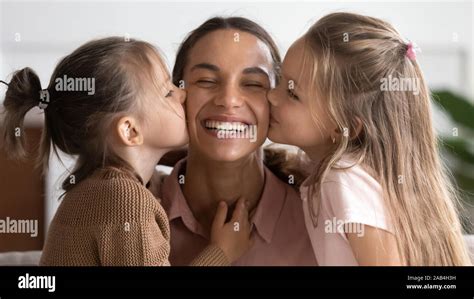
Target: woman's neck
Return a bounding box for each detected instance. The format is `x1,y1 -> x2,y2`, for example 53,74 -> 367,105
183,150 -> 265,232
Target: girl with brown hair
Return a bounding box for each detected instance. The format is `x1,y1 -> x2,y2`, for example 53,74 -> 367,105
1,37 -> 251,266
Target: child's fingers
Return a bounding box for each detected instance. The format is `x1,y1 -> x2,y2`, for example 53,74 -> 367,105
230,197 -> 246,224
212,201 -> 228,229
240,200 -> 251,228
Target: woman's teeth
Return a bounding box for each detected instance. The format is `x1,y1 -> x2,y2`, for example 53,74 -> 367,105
204,120 -> 249,132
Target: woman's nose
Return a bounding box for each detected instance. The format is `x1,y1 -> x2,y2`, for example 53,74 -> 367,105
214,83 -> 244,109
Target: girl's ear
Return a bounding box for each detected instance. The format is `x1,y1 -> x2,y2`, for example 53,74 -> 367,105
330,127 -> 341,144
330,117 -> 363,143
350,117 -> 364,140
116,116 -> 143,146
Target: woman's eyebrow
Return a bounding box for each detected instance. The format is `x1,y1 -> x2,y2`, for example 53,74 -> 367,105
190,63 -> 220,72
242,66 -> 269,78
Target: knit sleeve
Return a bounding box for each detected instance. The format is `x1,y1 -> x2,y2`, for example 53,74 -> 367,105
96,218 -> 171,266
92,172 -> 230,266
93,177 -> 172,266
189,244 -> 231,266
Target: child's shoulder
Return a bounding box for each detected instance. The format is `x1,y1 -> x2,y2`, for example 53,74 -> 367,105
323,157 -> 381,196
58,167 -> 162,225
81,167 -> 156,200
318,156 -> 392,232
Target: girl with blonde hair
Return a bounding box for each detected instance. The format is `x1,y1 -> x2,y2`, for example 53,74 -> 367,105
268,12 -> 471,266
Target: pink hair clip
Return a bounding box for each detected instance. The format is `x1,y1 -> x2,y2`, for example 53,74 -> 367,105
406,42 -> 420,61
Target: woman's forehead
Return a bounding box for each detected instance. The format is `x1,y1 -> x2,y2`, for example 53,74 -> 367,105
185,29 -> 274,74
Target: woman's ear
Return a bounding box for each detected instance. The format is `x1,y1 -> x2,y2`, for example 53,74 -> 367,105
116,116 -> 143,146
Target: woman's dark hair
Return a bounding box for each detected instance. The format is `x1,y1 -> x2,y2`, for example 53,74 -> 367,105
172,16 -> 281,86
1,37 -> 165,191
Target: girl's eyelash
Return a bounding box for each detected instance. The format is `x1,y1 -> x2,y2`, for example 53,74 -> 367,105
287,89 -> 299,100
165,90 -> 174,97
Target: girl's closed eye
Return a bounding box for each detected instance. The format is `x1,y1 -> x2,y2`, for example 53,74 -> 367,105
287,88 -> 299,100
165,90 -> 174,97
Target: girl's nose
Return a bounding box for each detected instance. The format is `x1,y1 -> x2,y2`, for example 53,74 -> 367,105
177,87 -> 186,104
267,88 -> 278,107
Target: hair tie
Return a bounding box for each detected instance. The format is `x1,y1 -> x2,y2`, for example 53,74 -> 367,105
39,89 -> 50,110
406,42 -> 420,61
2,80 -> 50,109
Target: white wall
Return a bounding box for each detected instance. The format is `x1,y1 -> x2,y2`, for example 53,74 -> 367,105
1,1 -> 473,96
0,0 -> 473,230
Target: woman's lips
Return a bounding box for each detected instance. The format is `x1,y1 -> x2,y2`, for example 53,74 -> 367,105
200,116 -> 256,140
202,115 -> 253,125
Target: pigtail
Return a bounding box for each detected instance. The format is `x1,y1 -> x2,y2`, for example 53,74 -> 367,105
1,68 -> 42,160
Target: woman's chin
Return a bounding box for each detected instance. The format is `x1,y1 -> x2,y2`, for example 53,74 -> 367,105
198,145 -> 256,163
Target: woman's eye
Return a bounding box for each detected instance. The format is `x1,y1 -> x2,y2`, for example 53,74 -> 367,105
196,80 -> 217,87
245,83 -> 264,88
287,89 -> 299,100
165,90 -> 174,97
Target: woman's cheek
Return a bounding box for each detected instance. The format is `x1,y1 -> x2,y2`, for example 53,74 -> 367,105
254,97 -> 270,143
184,98 -> 200,136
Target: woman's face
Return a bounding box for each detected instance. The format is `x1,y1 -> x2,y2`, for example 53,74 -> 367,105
182,29 -> 274,162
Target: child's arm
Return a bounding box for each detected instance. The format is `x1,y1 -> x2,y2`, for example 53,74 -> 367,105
95,206 -> 234,266
208,198 -> 253,263
94,180 -> 173,266
347,225 -> 403,266
96,208 -> 172,266
96,190 -> 251,266
188,197 -> 253,266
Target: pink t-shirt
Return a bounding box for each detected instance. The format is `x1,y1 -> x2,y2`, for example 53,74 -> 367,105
300,157 -> 393,266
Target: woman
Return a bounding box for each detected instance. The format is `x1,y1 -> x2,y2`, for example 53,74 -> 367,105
151,17 -> 317,266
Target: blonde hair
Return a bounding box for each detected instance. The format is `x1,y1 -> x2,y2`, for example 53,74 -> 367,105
301,12 -> 470,265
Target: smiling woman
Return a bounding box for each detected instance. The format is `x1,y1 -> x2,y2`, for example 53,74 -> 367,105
151,17 -> 317,266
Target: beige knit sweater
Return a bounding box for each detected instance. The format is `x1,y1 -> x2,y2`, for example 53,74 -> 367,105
40,167 -> 229,266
